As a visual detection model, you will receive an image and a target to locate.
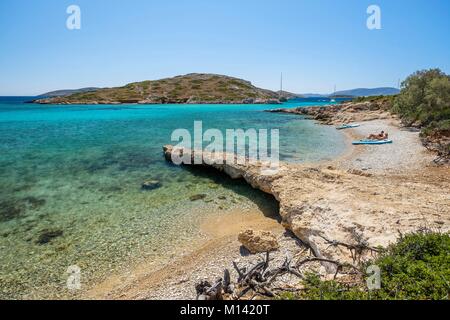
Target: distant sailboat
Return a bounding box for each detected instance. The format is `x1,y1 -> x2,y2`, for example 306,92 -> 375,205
279,72 -> 287,102
330,85 -> 336,102
280,72 -> 283,99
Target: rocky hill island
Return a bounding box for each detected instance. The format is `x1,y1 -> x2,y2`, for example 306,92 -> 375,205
34,73 -> 288,105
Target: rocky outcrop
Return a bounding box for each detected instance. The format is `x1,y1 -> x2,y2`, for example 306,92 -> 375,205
163,144 -> 450,271
267,101 -> 393,125
238,229 -> 279,253
421,130 -> 450,165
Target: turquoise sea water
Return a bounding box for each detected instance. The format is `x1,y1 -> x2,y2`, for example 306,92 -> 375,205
0,98 -> 345,299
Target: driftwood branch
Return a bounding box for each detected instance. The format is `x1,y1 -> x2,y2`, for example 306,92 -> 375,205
295,256 -> 362,275
319,234 -> 381,253
318,234 -> 381,263
196,251 -> 309,300
195,240 -> 370,300
232,261 -> 245,281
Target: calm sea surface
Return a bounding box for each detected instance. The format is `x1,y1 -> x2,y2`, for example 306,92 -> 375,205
0,98 -> 345,298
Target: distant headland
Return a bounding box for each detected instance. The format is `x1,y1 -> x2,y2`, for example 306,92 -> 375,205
32,73 -> 298,105
31,74 -> 400,105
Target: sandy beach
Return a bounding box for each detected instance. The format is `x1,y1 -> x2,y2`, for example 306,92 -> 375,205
85,113 -> 449,300
334,118 -> 435,173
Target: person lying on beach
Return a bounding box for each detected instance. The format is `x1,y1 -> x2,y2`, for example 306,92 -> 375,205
367,131 -> 388,140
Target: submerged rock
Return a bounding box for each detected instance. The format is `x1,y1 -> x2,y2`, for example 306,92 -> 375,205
141,180 -> 161,191
36,229 -> 64,245
0,197 -> 46,222
238,229 -> 279,254
22,196 -> 46,209
0,200 -> 24,222
189,194 -> 207,201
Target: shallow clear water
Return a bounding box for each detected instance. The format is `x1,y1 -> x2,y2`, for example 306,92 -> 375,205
0,99 -> 345,299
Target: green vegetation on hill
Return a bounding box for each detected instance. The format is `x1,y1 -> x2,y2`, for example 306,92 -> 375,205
35,74 -> 281,104
279,231 -> 450,300
352,94 -> 397,104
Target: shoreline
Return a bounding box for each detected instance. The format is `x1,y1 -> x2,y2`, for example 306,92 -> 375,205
86,108 -> 448,300
84,208 -> 285,300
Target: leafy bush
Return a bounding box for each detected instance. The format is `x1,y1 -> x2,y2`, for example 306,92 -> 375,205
352,95 -> 396,104
280,231 -> 450,300
393,69 -> 450,129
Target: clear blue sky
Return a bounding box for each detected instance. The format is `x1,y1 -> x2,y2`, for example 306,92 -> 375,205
1,0 -> 449,95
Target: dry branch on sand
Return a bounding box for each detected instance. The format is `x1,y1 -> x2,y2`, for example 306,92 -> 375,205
194,234 -> 377,300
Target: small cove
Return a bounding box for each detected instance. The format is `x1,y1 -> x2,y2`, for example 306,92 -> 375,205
0,99 -> 346,299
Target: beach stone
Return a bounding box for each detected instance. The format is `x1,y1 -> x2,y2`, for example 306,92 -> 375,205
141,180 -> 161,191
238,229 -> 279,254
189,194 -> 207,201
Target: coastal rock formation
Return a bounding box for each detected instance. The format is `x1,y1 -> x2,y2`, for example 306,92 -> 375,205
267,100 -> 393,125
238,229 -> 279,253
163,144 -> 450,270
421,130 -> 450,164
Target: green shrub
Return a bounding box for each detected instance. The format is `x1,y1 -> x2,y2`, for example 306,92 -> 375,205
352,95 -> 396,104
393,69 -> 450,128
281,231 -> 450,300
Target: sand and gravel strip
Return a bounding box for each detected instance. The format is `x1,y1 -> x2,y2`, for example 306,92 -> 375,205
335,119 -> 435,173
85,209 -> 303,300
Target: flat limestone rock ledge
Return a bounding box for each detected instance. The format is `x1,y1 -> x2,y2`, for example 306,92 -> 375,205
162,145 -> 450,272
